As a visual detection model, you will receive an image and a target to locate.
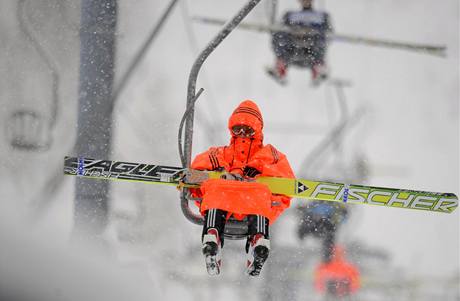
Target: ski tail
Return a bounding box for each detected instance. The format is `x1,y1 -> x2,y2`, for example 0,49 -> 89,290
258,177 -> 458,213
63,156 -> 189,187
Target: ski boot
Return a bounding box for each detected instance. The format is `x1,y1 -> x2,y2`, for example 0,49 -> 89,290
266,59 -> 287,85
202,228 -> 222,276
311,64 -> 329,87
246,234 -> 270,277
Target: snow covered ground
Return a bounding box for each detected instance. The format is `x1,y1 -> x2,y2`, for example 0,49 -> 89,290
0,0 -> 458,300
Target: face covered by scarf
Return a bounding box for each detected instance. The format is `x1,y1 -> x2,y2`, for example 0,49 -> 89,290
227,100 -> 265,170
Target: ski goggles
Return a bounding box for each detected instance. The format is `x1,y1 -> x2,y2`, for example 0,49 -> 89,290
231,124 -> 255,137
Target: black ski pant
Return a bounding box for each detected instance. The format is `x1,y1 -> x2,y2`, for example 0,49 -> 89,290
202,209 -> 269,252
271,31 -> 326,68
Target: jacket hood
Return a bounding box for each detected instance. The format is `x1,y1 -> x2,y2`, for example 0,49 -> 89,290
228,100 -> 264,141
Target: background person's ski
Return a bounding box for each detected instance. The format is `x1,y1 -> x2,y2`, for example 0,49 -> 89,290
192,16 -> 446,57
64,157 -> 458,213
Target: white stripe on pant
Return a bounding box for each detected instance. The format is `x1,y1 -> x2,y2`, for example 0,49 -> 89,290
256,215 -> 266,236
207,209 -> 217,229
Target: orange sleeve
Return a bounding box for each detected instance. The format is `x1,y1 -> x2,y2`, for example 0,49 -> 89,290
247,144 -> 295,179
191,147 -> 229,171
247,145 -> 295,220
266,151 -> 295,214
262,151 -> 295,179
189,150 -> 212,200
190,147 -> 229,200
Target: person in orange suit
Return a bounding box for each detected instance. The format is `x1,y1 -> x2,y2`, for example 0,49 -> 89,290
314,245 -> 360,297
191,100 -> 295,276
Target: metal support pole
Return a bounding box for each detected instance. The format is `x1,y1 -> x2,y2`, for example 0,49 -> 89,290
74,0 -> 117,239
267,0 -> 277,25
298,107 -> 366,177
31,0 -> 179,223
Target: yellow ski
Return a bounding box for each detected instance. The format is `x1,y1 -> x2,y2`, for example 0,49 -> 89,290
64,157 -> 458,213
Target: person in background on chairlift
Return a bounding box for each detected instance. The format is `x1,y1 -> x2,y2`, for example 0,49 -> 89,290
296,201 -> 348,263
296,201 -> 360,296
267,0 -> 333,86
190,100 -> 295,277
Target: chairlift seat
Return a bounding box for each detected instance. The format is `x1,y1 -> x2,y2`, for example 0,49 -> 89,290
6,110 -> 51,151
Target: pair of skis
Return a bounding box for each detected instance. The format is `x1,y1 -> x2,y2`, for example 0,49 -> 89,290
64,157 -> 457,214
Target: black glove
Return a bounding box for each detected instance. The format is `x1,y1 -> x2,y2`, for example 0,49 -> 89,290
243,166 -> 261,178
220,172 -> 244,181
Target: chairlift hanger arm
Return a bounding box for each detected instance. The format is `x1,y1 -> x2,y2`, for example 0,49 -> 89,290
182,0 -> 263,168
17,0 -> 60,150
178,88 -> 204,167
179,0 -> 262,232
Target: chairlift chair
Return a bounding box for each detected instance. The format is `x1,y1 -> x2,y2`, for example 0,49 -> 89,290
7,0 -> 60,152
178,0 -> 263,240
6,110 -> 53,151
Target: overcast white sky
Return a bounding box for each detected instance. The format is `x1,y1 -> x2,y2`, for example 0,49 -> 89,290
0,1 -> 458,297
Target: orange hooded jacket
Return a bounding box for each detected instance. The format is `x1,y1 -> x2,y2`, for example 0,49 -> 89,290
314,246 -> 361,295
191,100 -> 295,224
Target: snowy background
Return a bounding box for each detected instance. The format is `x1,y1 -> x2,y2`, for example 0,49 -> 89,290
0,0 -> 458,300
